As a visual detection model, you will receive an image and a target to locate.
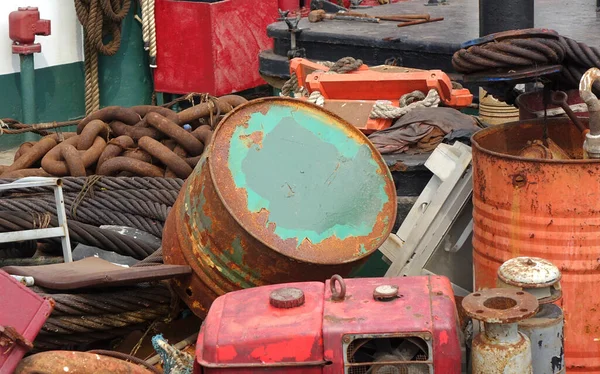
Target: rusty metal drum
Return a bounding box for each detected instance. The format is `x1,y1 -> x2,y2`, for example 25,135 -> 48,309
163,97 -> 397,318
472,117 -> 600,372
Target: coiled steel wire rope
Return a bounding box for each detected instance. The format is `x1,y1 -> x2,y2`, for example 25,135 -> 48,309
0,211 -> 157,259
452,30 -> 600,93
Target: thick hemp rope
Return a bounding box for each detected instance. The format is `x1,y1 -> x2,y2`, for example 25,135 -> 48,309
369,89 -> 441,119
75,0 -> 131,114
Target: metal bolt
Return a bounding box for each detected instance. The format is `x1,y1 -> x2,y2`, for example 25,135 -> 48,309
373,285 -> 399,301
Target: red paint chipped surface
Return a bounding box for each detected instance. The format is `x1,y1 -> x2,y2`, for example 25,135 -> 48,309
250,337 -> 315,362
217,345 -> 238,361
439,330 -> 449,345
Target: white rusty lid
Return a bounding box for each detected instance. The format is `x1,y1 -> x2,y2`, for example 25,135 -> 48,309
498,257 -> 561,288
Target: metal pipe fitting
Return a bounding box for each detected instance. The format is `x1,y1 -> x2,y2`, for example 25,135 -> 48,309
463,288 -> 539,374
579,68 -> 600,158
497,257 -> 565,374
8,7 -> 51,125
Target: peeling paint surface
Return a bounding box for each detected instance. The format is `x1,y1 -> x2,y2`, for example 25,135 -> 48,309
227,104 -> 389,247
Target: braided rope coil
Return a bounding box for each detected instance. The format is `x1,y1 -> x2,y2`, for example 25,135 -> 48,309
370,89 -> 440,119
148,0 -> 157,63
308,91 -> 325,107
75,0 -> 131,113
325,57 -> 363,74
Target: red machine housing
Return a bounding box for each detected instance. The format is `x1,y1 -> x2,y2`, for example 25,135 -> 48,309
154,0 -> 278,96
8,7 -> 51,54
194,275 -> 461,373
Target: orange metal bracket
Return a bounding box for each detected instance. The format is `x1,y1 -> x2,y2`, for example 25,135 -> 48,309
288,58 -> 473,133
289,58 -> 473,108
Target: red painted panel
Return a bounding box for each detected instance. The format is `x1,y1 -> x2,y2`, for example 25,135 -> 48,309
154,0 -> 277,96
0,270 -> 54,373
197,281 -> 325,373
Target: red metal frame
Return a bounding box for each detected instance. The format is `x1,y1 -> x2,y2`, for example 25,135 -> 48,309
0,270 -> 54,373
194,276 -> 461,373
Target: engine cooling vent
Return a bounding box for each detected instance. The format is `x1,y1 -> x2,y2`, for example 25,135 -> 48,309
344,336 -> 432,374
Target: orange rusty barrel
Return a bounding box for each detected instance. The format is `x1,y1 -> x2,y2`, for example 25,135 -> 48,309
472,116 -> 600,372
162,97 -> 397,318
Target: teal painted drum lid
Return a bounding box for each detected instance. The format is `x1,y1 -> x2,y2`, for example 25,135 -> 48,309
208,98 -> 397,265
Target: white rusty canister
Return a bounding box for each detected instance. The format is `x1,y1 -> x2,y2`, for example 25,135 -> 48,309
497,257 -> 565,374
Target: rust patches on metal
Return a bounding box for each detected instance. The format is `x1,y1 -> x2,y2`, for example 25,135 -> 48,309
497,257 -> 563,305
15,351 -> 154,374
462,288 -> 539,324
163,98 -> 397,318
323,315 -> 366,324
209,98 -> 396,265
0,326 -> 33,354
330,274 -> 346,301
388,161 -> 408,172
472,117 -> 600,369
519,139 -> 571,160
497,257 -> 561,289
238,131 -> 264,149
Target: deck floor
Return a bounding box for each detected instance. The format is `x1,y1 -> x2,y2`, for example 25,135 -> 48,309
269,0 -> 599,49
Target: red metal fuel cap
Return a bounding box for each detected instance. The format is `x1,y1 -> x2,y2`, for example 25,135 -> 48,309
269,287 -> 305,309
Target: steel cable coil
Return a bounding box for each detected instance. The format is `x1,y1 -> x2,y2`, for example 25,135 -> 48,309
0,176 -> 183,194
30,283 -> 175,351
0,211 -> 157,259
0,240 -> 37,259
132,248 -> 164,267
83,198 -> 170,221
0,198 -> 164,237
452,29 -> 600,93
43,308 -> 170,334
33,324 -> 146,351
452,37 -> 565,73
82,189 -> 179,206
69,207 -> 163,237
40,286 -> 172,316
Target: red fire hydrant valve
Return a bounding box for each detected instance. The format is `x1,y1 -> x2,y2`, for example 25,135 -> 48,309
9,7 -> 51,55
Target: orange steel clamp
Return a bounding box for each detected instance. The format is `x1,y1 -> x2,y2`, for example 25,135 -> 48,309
289,58 -> 473,107
288,58 -> 473,133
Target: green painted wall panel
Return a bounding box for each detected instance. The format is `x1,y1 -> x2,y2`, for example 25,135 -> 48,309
0,61 -> 85,123
0,61 -> 85,150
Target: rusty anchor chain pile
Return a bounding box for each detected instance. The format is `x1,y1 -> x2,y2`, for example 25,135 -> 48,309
31,280 -> 176,352
0,95 -> 247,179
452,28 -> 600,93
0,177 -> 183,261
